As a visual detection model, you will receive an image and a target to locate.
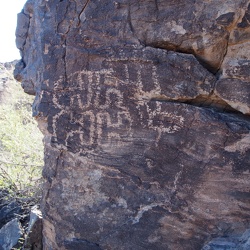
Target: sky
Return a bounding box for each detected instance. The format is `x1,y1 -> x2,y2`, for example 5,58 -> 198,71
0,0 -> 27,62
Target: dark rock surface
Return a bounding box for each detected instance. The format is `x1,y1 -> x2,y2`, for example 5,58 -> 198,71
0,218 -> 22,250
0,189 -> 43,250
202,229 -> 250,250
0,201 -> 22,229
23,206 -> 43,250
15,0 -> 250,249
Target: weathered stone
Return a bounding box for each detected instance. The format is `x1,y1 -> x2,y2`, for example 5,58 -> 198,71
217,41 -> 250,113
15,12 -> 30,51
0,201 -> 22,228
0,218 -> 22,250
221,42 -> 250,81
215,78 -> 250,114
23,206 -> 43,250
202,229 -> 250,250
40,104 -> 250,250
130,0 -> 249,73
230,3 -> 250,44
15,0 -> 250,249
217,4 -> 250,113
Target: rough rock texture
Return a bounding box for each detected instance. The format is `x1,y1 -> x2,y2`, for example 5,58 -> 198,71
15,0 -> 250,249
0,218 -> 22,250
23,206 -> 43,250
202,229 -> 250,250
0,200 -> 22,229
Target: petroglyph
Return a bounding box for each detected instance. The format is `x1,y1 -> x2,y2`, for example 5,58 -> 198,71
18,1 -> 250,248
50,65 -> 185,151
120,62 -> 185,139
133,65 -> 162,99
96,111 -> 132,144
51,69 -> 132,150
142,101 -> 184,146
67,111 -> 95,146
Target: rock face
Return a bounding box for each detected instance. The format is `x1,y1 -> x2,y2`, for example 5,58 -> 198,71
202,229 -> 250,250
23,206 -> 43,250
15,0 -> 250,249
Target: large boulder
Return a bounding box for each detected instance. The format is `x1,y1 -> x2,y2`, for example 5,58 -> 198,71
15,0 -> 250,249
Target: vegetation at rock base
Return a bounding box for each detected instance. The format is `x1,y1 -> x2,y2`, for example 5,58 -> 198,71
0,62 -> 44,201
0,62 -> 44,249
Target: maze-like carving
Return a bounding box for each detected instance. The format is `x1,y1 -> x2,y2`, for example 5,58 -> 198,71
50,64 -> 185,151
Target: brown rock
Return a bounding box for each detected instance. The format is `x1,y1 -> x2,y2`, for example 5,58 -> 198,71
221,42 -> 250,81
215,78 -> 250,114
15,0 -> 250,249
130,0 -> 249,73
217,3 -> 250,113
23,206 -> 43,250
41,103 -> 250,250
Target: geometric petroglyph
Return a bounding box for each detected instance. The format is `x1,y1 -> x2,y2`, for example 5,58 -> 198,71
52,69 -> 132,149
122,62 -> 184,134
51,66 -> 185,151
145,101 -> 184,134
123,63 -> 185,135
136,101 -> 185,146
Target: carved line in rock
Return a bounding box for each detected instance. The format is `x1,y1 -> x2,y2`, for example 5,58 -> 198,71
31,0 -> 249,121
119,56 -> 248,118
131,64 -> 162,98
50,67 -> 185,152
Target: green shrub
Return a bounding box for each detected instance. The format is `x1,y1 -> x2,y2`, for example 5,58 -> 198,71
0,63 -> 44,199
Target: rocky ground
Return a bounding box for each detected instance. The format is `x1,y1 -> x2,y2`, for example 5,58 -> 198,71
0,189 -> 40,249
0,62 -> 43,249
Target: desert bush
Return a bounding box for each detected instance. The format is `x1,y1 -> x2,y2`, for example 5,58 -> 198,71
0,63 -> 44,200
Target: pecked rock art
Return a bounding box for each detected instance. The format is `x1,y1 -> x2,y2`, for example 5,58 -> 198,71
43,48 -> 215,154
15,0 -> 250,249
